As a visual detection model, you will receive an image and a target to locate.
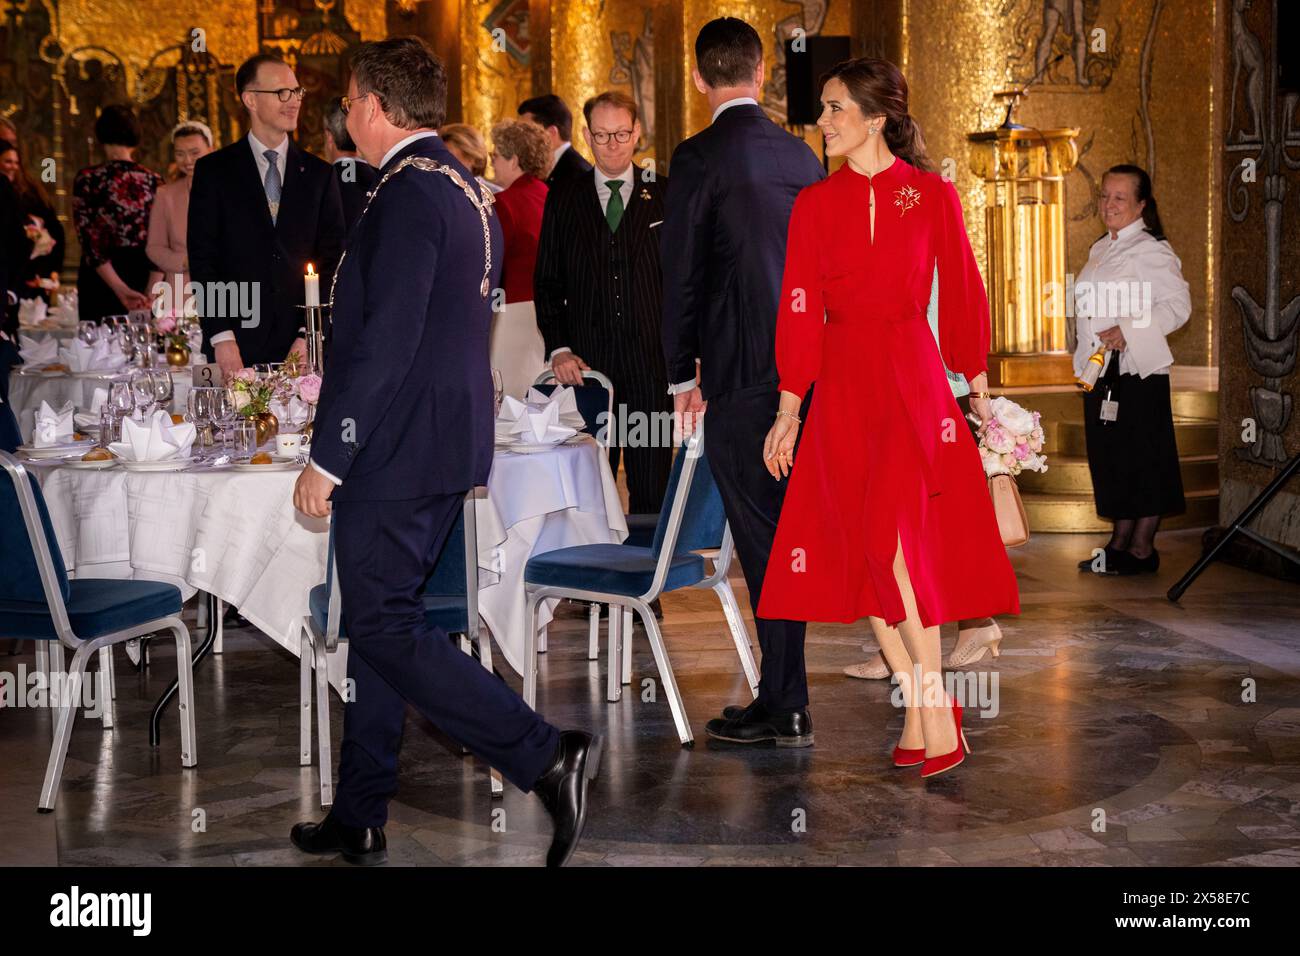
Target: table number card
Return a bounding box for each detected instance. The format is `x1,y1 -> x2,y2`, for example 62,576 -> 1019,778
191,363 -> 223,387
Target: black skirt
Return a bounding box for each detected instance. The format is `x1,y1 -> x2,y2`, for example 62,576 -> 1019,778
1083,371 -> 1185,519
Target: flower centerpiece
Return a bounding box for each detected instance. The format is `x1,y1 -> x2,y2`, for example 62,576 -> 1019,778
971,397 -> 1048,478
229,367 -> 295,445
153,312 -> 193,366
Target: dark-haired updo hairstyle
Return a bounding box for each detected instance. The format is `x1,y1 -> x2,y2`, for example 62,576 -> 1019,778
819,57 -> 933,173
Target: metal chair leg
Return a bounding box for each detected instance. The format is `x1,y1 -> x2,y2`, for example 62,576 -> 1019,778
212,598 -> 224,654
635,601 -> 693,747
312,636 -> 333,809
96,647 -> 114,730
587,603 -> 600,660
170,622 -> 197,768
38,644 -> 93,811
606,604 -> 623,703
523,590 -> 543,710
299,628 -> 313,766
457,634 -> 473,754
473,629 -> 505,798
621,607 -> 633,685
714,580 -> 760,696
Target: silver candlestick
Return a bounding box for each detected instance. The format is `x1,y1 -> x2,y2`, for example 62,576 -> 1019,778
297,303 -> 327,372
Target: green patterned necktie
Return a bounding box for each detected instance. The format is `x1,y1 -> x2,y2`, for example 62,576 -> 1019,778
605,179 -> 625,232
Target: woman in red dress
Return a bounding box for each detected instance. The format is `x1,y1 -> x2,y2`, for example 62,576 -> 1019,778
756,58 -> 1019,778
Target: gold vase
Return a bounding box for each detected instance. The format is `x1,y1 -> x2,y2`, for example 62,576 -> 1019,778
165,343 -> 190,367
252,411 -> 278,447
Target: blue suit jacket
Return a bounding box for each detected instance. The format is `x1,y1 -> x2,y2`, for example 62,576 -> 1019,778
660,103 -> 825,400
310,135 -> 501,502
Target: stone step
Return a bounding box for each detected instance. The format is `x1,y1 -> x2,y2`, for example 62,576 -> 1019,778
1017,453 -> 1219,496
1023,488 -> 1219,533
1053,418 -> 1218,457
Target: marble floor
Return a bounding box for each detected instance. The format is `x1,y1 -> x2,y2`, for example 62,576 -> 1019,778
2,527 -> 1299,867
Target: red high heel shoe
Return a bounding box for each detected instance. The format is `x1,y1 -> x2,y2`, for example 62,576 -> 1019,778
920,700 -> 971,779
892,744 -> 925,768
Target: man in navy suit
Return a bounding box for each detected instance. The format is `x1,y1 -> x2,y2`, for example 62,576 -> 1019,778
290,37 -> 601,868
187,53 -> 345,379
661,18 -> 826,747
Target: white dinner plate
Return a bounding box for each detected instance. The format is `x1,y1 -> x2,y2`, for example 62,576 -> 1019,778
118,458 -> 193,472
497,441 -> 569,454
61,456 -> 118,470
16,441 -> 96,459
229,456 -> 302,472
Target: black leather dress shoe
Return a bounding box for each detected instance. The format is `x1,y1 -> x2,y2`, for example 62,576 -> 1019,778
1078,546 -> 1122,574
721,699 -> 762,721
533,730 -> 603,867
1115,549 -> 1160,575
290,814 -> 387,866
706,706 -> 813,747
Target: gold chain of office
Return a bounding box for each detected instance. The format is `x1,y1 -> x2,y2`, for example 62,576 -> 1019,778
328,156 -> 497,308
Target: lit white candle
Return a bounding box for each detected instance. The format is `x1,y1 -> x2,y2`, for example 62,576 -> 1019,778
304,263 -> 320,308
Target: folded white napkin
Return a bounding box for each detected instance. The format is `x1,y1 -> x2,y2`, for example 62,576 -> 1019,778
59,337 -> 127,372
108,409 -> 196,461
49,292 -> 78,326
17,298 -> 48,328
496,395 -> 578,446
18,333 -> 58,366
268,395 -> 311,428
524,385 -> 586,429
33,400 -> 74,447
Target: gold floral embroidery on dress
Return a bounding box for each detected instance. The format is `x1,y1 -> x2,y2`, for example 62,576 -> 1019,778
893,185 -> 921,217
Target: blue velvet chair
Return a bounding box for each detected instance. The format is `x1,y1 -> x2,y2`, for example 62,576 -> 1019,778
0,450 -> 197,811
521,423 -> 759,747
298,488 -> 501,808
532,369 -> 624,662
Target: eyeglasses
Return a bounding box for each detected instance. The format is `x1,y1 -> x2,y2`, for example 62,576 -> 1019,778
247,87 -> 306,103
590,129 -> 635,145
339,91 -> 375,116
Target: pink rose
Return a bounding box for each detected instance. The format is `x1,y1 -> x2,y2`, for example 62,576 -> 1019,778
296,373 -> 322,404
1014,443 -> 1030,461
155,315 -> 176,334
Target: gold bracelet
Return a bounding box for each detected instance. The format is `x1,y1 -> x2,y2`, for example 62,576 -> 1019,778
973,390 -> 991,400
778,410 -> 802,424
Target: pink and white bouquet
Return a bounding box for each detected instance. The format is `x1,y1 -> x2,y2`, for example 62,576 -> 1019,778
971,397 -> 1047,478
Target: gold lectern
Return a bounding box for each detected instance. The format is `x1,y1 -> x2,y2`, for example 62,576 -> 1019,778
967,122 -> 1080,386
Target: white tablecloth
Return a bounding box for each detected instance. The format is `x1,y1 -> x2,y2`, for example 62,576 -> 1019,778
9,365 -> 193,442
30,436 -> 626,689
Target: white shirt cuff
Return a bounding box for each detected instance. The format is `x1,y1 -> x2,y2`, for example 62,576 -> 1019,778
209,331 -> 236,345
309,459 -> 342,486
548,346 -> 572,360
667,379 -> 698,395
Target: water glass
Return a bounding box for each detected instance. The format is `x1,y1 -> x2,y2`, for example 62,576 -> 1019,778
187,387 -> 213,459
98,406 -> 118,445
232,419 -> 258,457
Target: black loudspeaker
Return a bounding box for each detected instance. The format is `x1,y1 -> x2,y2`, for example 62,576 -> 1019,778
1280,3 -> 1299,93
784,35 -> 852,124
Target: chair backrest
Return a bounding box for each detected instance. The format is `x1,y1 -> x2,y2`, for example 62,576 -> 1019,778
531,369 -> 615,448
649,422 -> 726,561
0,450 -> 74,637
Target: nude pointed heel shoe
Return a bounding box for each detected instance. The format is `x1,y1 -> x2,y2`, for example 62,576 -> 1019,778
945,622 -> 1003,669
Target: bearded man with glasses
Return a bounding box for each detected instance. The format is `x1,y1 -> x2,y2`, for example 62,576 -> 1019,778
187,52 -> 344,379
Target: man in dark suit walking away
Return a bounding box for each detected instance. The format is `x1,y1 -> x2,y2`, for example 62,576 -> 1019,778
187,53 -> 345,379
534,90 -> 672,516
660,18 -> 825,746
518,93 -> 593,189
323,95 -> 379,237
290,37 -> 601,868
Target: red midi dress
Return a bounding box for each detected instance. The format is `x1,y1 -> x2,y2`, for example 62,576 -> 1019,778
756,158 -> 1020,628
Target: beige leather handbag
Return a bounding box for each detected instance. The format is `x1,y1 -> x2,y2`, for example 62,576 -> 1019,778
989,474 -> 1029,548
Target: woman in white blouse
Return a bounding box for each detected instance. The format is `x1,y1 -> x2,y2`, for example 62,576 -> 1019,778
1073,164 -> 1191,575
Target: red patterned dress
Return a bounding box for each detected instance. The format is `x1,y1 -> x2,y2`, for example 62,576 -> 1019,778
756,157 -> 1020,627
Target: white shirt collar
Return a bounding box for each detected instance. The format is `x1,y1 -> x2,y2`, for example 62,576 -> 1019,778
594,163 -> 635,189
1110,218 -> 1147,243
248,131 -> 288,167
712,96 -> 758,123
553,141 -> 572,163
380,130 -> 439,170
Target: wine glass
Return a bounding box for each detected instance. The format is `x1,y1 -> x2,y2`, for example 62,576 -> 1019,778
116,322 -> 136,365
187,387 -> 212,460
151,368 -> 175,413
109,379 -> 134,436
131,318 -> 154,367
212,387 -> 238,456
491,368 -> 504,416
131,371 -> 156,419
78,320 -> 99,345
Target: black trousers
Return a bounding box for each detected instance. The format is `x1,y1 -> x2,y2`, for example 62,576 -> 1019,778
331,492 -> 560,828
601,358 -> 673,515
704,384 -> 810,712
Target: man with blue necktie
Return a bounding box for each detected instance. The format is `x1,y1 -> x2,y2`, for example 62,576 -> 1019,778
290,37 -> 601,868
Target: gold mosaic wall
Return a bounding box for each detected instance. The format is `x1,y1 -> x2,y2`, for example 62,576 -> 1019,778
900,0 -> 1218,368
